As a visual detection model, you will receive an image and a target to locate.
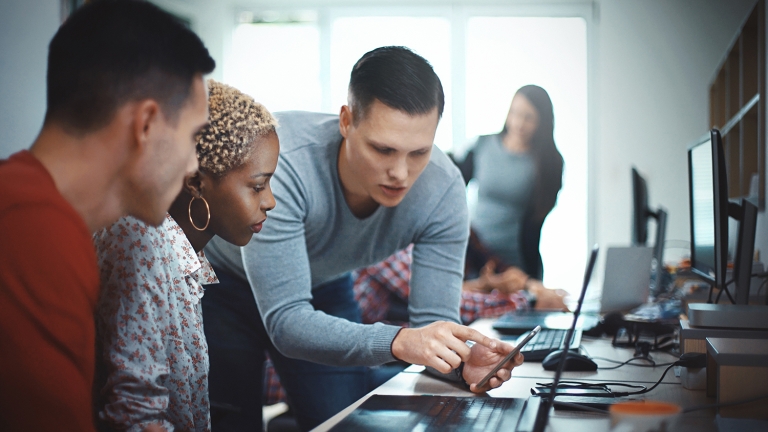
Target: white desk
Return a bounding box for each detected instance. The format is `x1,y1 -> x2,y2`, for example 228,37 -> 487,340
314,368 -> 716,432
313,319 -> 718,432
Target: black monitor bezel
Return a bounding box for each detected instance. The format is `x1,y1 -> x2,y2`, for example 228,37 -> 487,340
631,167 -> 650,246
687,129 -> 729,289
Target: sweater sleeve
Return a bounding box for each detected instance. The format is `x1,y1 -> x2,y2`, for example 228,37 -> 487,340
242,159 -> 401,367
410,174 -> 470,382
409,176 -> 469,328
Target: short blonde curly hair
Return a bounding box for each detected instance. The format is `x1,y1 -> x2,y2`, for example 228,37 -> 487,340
196,79 -> 277,176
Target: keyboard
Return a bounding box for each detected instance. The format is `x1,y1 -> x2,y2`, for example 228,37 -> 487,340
329,395 -> 528,432
426,397 -> 512,431
512,328 -> 582,362
492,311 -> 599,335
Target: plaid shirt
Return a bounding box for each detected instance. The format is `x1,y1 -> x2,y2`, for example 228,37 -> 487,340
263,245 -> 529,405
353,245 -> 529,325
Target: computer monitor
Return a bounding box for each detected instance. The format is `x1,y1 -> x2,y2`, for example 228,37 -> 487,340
687,129 -> 757,304
688,130 -> 729,292
631,167 -> 668,294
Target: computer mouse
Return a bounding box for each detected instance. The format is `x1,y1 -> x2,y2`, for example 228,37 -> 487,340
541,350 -> 598,371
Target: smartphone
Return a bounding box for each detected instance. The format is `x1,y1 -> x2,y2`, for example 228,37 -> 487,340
476,325 -> 541,388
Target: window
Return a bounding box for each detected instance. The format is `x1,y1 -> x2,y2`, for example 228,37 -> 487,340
227,7 -> 591,295
329,16 -> 453,150
226,17 -> 321,112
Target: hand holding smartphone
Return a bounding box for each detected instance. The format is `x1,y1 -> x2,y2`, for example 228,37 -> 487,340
476,325 -> 540,388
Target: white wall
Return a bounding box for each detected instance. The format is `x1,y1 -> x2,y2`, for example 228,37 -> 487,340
594,0 -> 762,270
0,0 -> 227,160
151,0 -> 228,82
0,0 -> 59,158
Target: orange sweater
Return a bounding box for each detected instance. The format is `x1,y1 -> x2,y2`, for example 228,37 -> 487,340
0,151 -> 99,431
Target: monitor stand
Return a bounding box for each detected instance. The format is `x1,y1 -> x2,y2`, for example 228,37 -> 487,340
688,304 -> 768,329
731,198 -> 758,305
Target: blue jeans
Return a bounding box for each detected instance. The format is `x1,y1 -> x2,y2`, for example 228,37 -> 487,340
202,268 -> 404,431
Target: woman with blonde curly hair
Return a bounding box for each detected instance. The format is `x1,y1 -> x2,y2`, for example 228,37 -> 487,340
92,80 -> 279,432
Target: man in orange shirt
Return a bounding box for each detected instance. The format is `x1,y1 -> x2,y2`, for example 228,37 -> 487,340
0,2 -> 215,430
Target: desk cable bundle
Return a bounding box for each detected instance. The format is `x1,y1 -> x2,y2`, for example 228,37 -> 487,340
580,343 -> 674,371
535,352 -> 706,398
536,351 -> 768,415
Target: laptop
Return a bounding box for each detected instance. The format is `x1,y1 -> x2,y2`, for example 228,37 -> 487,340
328,246 -> 599,432
599,246 -> 653,313
492,246 -> 651,360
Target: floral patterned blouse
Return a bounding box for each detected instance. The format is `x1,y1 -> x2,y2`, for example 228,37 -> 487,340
94,214 -> 219,432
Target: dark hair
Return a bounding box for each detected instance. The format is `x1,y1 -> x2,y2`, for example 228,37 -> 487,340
44,0 -> 216,134
502,85 -> 564,221
348,46 -> 444,123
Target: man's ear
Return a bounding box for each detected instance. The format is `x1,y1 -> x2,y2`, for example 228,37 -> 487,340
183,171 -> 204,198
339,105 -> 353,139
131,99 -> 161,155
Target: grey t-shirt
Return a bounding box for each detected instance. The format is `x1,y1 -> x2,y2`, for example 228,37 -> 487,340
205,111 -> 469,367
470,134 -> 536,267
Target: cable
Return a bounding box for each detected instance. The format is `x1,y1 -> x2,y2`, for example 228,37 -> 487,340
539,362 -> 676,398
581,344 -> 673,370
536,354 -> 706,399
539,353 -> 758,415
536,380 -> 647,393
591,356 -> 675,370
611,363 -> 676,396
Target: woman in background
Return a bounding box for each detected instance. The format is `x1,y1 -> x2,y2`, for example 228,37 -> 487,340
456,84 -> 566,309
93,80 -> 279,431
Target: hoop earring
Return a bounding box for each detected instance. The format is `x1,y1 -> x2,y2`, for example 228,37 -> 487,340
188,196 -> 210,231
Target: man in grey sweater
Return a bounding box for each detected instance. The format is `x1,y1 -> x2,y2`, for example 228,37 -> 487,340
202,46 -> 523,431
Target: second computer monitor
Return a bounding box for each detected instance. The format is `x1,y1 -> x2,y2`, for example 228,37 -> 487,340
631,167 -> 668,293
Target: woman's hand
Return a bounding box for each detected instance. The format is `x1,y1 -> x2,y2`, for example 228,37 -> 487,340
490,267 -> 529,294
527,280 -> 569,311
472,262 -> 528,294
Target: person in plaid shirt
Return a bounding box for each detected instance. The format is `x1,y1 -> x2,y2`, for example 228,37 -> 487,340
353,244 -> 543,326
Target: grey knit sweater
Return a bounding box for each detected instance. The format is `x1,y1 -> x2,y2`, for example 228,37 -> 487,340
205,111 -> 469,367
